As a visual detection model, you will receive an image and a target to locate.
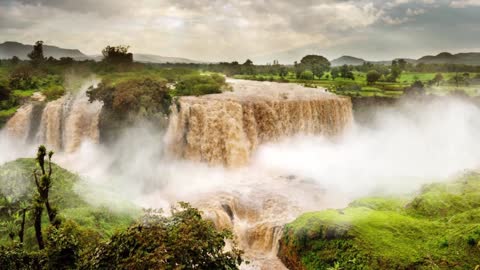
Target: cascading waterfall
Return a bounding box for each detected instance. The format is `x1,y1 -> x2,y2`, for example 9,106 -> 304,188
4,78 -> 354,269
164,79 -> 354,268
4,80 -> 102,152
165,79 -> 353,167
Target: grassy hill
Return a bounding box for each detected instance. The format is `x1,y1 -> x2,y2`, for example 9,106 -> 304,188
0,158 -> 135,249
279,172 -> 480,269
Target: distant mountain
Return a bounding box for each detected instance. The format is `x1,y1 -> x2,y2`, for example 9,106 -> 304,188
417,52 -> 480,65
331,55 -> 366,66
372,58 -> 417,65
0,41 -> 86,60
133,54 -> 202,64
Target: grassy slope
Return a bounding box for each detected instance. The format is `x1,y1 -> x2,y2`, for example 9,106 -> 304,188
279,172 -> 480,269
0,158 -> 135,249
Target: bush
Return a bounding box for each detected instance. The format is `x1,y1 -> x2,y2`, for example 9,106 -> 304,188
41,85 -> 65,101
366,70 -> 381,85
175,74 -> 227,96
8,65 -> 37,90
82,203 -> 243,269
299,70 -> 314,80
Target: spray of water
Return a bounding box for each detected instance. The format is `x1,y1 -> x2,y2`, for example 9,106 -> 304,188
1,80 -> 480,269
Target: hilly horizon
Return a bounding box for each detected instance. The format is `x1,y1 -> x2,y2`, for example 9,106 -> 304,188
3,41 -> 480,66
0,41 -> 202,64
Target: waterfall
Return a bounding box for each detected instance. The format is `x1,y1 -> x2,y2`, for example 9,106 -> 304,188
4,80 -> 102,152
165,79 -> 353,167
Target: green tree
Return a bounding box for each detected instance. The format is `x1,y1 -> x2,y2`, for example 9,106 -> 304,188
32,145 -> 59,250
340,65 -> 355,80
279,66 -> 288,78
82,203 -> 243,269
299,70 -> 314,80
242,59 -> 255,75
331,68 -> 339,80
28,41 -> 45,66
300,55 -> 330,79
366,70 -> 381,85
0,81 -> 11,101
102,45 -> 133,65
433,73 -> 444,86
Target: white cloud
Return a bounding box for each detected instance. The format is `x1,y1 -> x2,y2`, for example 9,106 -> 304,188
406,7 -> 426,15
450,0 -> 480,8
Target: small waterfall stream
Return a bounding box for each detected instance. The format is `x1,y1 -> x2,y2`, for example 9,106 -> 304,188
5,80 -> 102,152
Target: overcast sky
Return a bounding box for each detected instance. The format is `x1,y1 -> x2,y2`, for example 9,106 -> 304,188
1,0 -> 480,63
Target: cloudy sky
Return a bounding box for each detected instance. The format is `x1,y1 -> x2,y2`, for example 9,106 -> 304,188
1,0 -> 480,63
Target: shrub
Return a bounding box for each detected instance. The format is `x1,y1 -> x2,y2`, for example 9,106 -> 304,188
82,203 -> 243,269
299,70 -> 314,80
175,74 -> 227,96
41,85 -> 65,101
366,70 -> 381,85
8,65 -> 37,90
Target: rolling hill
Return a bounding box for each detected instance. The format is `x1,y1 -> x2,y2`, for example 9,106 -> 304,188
0,41 -> 202,63
0,41 -> 86,60
417,52 -> 480,65
331,55 -> 366,66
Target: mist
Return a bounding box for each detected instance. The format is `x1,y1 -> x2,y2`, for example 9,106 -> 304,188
2,96 -> 480,209
254,98 -> 480,198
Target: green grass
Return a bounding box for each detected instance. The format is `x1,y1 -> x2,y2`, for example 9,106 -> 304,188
12,89 -> 36,98
279,173 -> 480,269
0,158 -> 137,249
234,72 -> 480,99
0,106 -> 19,128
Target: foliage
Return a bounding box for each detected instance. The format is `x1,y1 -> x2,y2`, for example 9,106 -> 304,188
28,41 -> 45,67
366,70 -> 381,85
299,70 -> 314,80
8,65 -> 37,90
279,172 -> 480,269
175,73 -> 228,96
300,55 -> 331,79
82,203 -> 243,269
101,45 -> 133,65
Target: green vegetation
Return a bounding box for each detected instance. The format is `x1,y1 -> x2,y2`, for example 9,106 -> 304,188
278,172 -> 480,269
0,147 -> 243,269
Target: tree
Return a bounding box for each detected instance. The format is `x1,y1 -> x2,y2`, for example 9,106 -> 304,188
28,41 -> 45,66
82,203 -> 243,269
279,66 -> 288,78
242,59 -> 255,75
300,55 -> 330,79
366,70 -> 381,85
8,65 -> 36,90
32,145 -> 59,250
340,65 -> 355,80
10,56 -> 20,65
404,80 -> 425,97
398,59 -> 407,70
331,68 -> 339,80
0,81 -> 11,101
299,70 -> 314,80
294,61 -> 304,79
433,73 -> 444,86
102,45 -> 133,65
388,60 -> 402,82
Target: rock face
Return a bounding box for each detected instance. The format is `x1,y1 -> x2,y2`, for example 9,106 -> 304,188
165,79 -> 353,166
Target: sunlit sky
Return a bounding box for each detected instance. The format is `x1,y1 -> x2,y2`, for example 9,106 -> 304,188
1,0 -> 480,63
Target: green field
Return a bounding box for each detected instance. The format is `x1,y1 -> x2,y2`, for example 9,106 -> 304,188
234,71 -> 480,98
